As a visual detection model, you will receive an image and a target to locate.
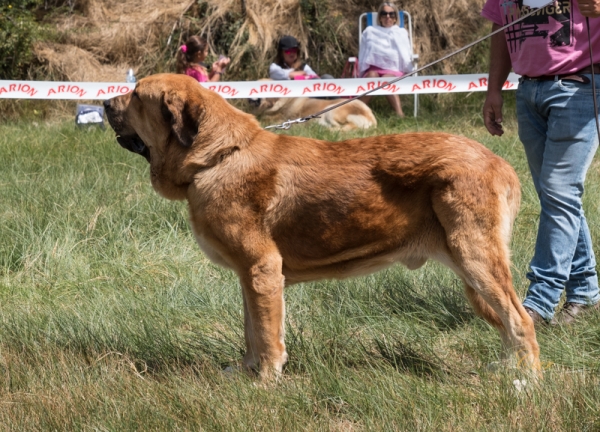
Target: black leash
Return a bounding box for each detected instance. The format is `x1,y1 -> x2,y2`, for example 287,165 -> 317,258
266,0 -> 555,130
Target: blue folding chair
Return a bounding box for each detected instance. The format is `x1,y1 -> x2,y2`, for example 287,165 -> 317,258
344,11 -> 419,117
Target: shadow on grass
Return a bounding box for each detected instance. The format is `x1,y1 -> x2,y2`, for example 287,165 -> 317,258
0,301 -> 247,377
380,279 -> 476,331
373,338 -> 449,378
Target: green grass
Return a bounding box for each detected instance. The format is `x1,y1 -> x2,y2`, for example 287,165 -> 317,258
0,98 -> 599,431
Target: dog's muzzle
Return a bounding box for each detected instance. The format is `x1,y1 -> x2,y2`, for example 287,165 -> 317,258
104,99 -> 151,163
116,134 -> 151,163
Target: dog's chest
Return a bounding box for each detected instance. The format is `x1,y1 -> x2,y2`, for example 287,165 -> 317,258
191,228 -> 232,269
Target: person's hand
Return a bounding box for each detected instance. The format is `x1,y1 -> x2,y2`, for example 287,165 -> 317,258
211,57 -> 230,74
211,62 -> 222,74
217,56 -> 231,68
483,91 -> 504,136
578,0 -> 600,17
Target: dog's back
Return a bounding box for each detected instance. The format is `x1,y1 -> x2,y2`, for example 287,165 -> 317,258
258,132 -> 519,282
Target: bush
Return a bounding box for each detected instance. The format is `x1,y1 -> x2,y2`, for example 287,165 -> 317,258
0,1 -> 41,79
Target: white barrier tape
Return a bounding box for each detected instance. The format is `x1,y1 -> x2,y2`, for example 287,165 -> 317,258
0,73 -> 520,100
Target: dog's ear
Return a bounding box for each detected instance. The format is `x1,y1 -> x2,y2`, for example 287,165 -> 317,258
161,91 -> 201,148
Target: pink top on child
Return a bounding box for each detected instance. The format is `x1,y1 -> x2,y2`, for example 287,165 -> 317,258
481,0 -> 600,77
185,65 -> 209,82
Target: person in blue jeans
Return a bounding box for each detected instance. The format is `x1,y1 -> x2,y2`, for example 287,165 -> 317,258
482,0 -> 600,326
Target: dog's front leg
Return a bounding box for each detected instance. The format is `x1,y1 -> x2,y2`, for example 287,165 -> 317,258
239,252 -> 288,380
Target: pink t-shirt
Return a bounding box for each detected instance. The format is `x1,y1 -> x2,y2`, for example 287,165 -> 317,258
481,0 -> 600,77
185,65 -> 209,82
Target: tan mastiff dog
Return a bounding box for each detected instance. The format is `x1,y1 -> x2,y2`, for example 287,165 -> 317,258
104,73 -> 540,379
249,95 -> 377,130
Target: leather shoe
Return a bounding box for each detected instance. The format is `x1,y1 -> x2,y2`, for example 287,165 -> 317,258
551,302 -> 600,325
523,306 -> 546,327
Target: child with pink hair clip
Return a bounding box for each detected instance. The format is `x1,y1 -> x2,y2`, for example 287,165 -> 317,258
176,36 -> 230,82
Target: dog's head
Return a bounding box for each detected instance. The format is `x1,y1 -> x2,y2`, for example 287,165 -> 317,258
247,97 -> 262,109
247,96 -> 282,117
246,78 -> 282,116
104,73 -> 261,200
104,73 -> 206,164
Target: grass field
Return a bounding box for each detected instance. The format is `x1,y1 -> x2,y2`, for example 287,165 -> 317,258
0,95 -> 599,431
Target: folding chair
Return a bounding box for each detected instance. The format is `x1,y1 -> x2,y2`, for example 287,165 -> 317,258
342,11 -> 419,117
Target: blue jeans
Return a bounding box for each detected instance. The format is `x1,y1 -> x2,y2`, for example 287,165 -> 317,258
517,75 -> 600,320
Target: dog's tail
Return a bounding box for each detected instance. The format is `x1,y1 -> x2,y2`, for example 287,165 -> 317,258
497,162 -> 521,249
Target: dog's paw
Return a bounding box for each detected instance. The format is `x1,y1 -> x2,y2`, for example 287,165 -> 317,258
222,364 -> 245,378
222,363 -> 263,380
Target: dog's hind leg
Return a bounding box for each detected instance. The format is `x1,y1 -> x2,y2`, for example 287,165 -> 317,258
463,283 -> 512,358
462,271 -> 539,371
432,185 -> 540,372
444,235 -> 539,371
238,250 -> 288,380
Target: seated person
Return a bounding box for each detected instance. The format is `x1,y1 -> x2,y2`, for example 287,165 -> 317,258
176,35 -> 230,83
358,2 -> 414,117
269,35 -> 333,80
